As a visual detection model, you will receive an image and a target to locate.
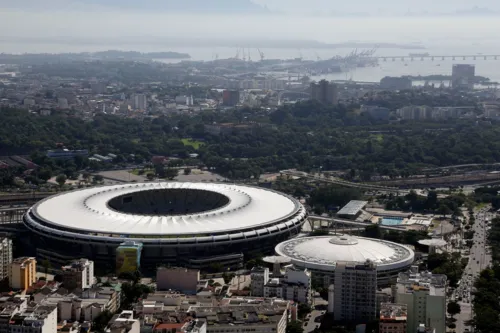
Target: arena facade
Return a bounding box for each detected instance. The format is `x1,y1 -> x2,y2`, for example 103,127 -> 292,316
275,235 -> 415,286
23,182 -> 307,272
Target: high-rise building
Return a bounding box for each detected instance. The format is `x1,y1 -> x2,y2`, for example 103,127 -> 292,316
9,257 -> 37,291
116,241 -> 143,275
396,106 -> 433,120
222,90 -> 240,107
58,98 -> 69,109
395,266 -> 446,333
61,258 -> 95,290
310,80 -> 339,104
263,267 -> 311,304
379,303 -> 407,333
131,94 -> 147,110
380,77 -> 413,90
250,267 -> 269,297
451,64 -> 475,89
333,260 -> 377,323
0,238 -> 12,281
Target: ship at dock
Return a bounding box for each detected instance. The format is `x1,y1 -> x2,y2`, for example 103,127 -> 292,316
303,48 -> 379,74
408,52 -> 430,57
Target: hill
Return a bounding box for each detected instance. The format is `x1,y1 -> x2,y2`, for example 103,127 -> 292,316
1,0 -> 266,13
78,0 -> 266,13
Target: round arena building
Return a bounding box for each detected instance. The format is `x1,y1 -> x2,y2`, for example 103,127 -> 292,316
23,182 -> 307,272
275,235 -> 414,286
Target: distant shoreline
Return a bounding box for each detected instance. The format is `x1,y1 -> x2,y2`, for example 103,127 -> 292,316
0,37 -> 425,51
0,50 -> 191,64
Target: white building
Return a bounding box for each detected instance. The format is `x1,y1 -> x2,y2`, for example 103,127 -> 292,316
10,305 -> 57,333
58,98 -> 69,109
395,266 -> 446,333
23,98 -> 36,107
250,267 -> 269,296
396,106 -> 433,120
61,258 -> 94,290
187,304 -> 287,333
263,267 -> 311,304
0,238 -> 12,280
131,94 -> 147,110
333,261 -> 377,323
106,310 -> 140,333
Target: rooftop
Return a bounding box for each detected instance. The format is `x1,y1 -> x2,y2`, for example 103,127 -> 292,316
337,200 -> 368,216
380,303 -> 407,321
12,257 -> 35,265
275,235 -> 414,272
31,182 -> 303,236
188,305 -> 286,326
397,266 -> 447,296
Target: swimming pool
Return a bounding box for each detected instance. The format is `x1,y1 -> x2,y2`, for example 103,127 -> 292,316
380,217 -> 404,226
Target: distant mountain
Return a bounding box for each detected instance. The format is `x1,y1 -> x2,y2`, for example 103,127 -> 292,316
77,0 -> 266,13
0,0 -> 267,13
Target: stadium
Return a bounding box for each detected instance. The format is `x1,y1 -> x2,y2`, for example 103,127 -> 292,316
23,182 -> 307,272
275,235 -> 415,286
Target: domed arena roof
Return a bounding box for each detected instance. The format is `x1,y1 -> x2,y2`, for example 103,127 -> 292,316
275,235 -> 415,272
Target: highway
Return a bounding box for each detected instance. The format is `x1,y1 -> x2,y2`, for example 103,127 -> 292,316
280,169 -> 405,193
453,207 -> 492,333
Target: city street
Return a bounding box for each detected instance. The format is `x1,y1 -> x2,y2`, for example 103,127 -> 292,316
453,207 -> 493,333
303,310 -> 323,333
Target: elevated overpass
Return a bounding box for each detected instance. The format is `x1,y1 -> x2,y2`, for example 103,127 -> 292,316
0,192 -> 52,206
280,170 -> 407,194
308,214 -> 407,232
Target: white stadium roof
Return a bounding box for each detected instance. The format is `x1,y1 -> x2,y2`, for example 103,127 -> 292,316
275,235 -> 414,272
32,182 -> 302,236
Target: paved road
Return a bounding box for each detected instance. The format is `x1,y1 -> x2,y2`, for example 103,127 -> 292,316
303,310 -> 323,333
453,207 -> 493,333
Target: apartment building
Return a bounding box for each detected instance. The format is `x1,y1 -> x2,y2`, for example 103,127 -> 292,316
395,266 -> 446,333
333,261 -> 377,323
0,238 -> 12,280
61,258 -> 95,290
9,257 -> 37,291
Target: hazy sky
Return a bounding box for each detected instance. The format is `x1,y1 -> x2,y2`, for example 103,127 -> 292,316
1,0 -> 500,53
255,0 -> 500,13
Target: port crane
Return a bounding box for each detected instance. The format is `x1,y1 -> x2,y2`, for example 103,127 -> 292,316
257,48 -> 265,61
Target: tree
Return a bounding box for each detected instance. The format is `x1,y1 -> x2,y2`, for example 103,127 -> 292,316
92,310 -> 113,332
183,168 -> 192,175
447,301 -> 461,317
364,224 -> 383,239
165,168 -> 178,180
93,174 -> 104,182
82,172 -> 91,182
437,204 -> 452,217
298,303 -> 312,320
222,272 -> 235,285
286,321 -> 304,333
41,259 -> 51,278
55,174 -> 67,187
38,168 -> 52,181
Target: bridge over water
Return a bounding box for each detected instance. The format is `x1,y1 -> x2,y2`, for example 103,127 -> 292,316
375,54 -> 500,61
